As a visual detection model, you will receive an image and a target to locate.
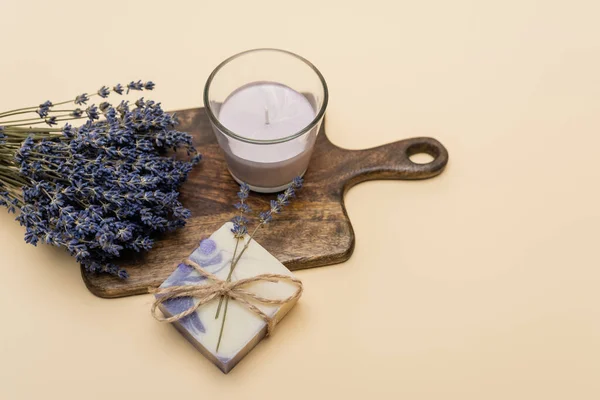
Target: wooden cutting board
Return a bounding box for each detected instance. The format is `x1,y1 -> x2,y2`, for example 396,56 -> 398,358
81,107 -> 449,298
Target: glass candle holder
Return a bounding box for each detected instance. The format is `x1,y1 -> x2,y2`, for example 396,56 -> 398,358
204,48 -> 328,193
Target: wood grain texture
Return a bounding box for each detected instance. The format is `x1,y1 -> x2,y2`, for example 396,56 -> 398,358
81,107 -> 449,298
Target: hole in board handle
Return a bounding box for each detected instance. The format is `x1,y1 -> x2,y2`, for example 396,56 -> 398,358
409,153 -> 434,164
406,142 -> 440,165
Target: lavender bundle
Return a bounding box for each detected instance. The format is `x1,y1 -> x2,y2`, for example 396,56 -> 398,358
0,81 -> 201,278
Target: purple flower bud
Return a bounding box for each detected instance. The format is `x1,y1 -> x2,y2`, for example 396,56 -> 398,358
98,86 -> 110,98
127,80 -> 143,93
36,101 -> 52,118
74,93 -> 89,105
86,105 -> 99,120
98,102 -> 110,113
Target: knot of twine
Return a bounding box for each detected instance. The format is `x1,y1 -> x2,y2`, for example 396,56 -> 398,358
151,259 -> 303,336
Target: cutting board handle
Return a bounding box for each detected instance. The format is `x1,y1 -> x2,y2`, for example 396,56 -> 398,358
342,137 -> 449,186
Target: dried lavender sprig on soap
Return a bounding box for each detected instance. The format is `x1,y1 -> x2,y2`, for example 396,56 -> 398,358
230,177 -> 302,278
215,177 -> 303,352
214,183 -> 251,319
231,182 -> 250,238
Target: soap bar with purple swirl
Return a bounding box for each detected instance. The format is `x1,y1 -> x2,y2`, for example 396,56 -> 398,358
157,222 -> 301,373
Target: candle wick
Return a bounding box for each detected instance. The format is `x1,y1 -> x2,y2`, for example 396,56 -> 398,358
264,106 -> 270,125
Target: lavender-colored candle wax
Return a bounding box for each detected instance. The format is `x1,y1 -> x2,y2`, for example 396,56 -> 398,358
217,82 -> 318,192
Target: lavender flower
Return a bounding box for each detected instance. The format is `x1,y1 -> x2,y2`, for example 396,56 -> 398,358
292,176 -> 303,189
62,123 -> 73,138
231,182 -> 250,238
191,154 -> 202,165
74,93 -> 89,105
276,193 -> 289,206
144,81 -> 155,90
238,182 -> 249,200
45,116 -> 57,126
99,102 -> 110,113
116,100 -> 129,116
234,182 -> 251,214
258,211 -> 273,224
258,178 -> 303,224
98,86 -> 110,98
36,101 -> 52,118
230,216 -> 248,237
85,105 -> 99,120
127,80 -> 144,93
234,202 -> 251,213
36,108 -> 48,118
113,84 -> 124,95
71,108 -> 83,118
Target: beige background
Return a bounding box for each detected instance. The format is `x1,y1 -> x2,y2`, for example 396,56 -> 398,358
1,0 -> 599,399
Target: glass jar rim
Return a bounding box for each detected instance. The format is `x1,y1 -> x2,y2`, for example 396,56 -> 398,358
203,48 -> 329,145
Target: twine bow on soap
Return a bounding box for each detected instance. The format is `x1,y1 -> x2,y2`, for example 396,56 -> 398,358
150,259 -> 303,336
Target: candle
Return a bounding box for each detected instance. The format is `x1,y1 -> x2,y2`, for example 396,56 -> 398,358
204,48 -> 328,192
218,82 -> 316,163
156,222 -> 301,373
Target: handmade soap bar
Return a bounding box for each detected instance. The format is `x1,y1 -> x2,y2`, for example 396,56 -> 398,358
156,222 -> 301,373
